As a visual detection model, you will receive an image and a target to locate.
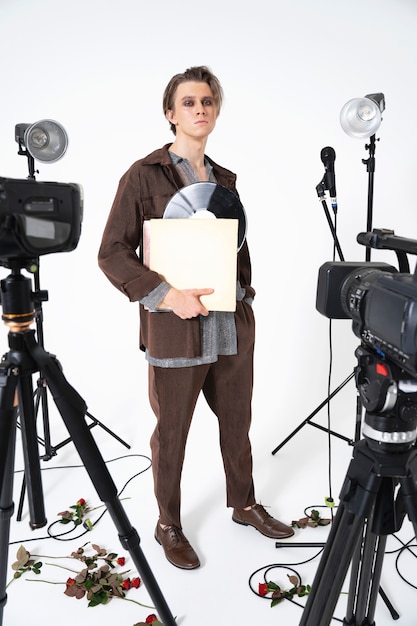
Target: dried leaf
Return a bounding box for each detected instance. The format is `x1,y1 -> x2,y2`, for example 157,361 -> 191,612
291,517 -> 310,528
12,546 -> 31,570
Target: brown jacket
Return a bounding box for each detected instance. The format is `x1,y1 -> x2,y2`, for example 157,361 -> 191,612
98,144 -> 255,359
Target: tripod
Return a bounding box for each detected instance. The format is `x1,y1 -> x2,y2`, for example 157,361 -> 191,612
299,345 -> 417,625
0,265 -> 176,626
15,263 -> 131,521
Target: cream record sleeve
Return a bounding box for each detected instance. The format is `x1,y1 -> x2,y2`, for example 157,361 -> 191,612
143,218 -> 238,312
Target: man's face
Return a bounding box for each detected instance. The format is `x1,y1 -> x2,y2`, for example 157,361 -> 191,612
166,81 -> 218,139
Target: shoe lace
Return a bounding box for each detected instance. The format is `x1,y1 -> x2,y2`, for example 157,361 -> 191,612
254,503 -> 273,520
166,525 -> 188,545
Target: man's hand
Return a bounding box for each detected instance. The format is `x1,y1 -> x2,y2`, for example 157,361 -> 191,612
160,287 -> 214,319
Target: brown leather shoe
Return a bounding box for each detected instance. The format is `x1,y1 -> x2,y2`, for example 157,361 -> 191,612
232,504 -> 294,539
155,522 -> 200,569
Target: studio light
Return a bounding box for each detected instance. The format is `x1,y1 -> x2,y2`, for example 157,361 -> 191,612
340,93 -> 385,139
339,92 -> 386,261
15,119 -> 68,178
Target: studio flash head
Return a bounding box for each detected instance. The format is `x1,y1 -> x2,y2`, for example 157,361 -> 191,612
15,119 -> 68,165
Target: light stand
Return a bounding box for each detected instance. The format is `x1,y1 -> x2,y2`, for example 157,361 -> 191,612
341,92 -> 385,261
363,134 -> 377,262
31,262 -> 130,459
271,93 -> 386,455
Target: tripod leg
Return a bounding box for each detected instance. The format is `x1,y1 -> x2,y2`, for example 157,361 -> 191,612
398,460 -> 417,533
25,332 -> 177,626
16,379 -> 51,522
343,509 -> 388,625
354,475 -> 401,624
363,534 -> 388,624
343,517 -> 368,624
16,475 -> 26,522
0,367 -> 20,625
299,502 -> 366,626
15,370 -> 47,528
36,377 -> 54,460
300,440 -> 389,626
0,425 -> 17,625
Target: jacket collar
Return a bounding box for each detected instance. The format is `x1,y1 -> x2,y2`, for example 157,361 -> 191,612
142,144 -> 237,187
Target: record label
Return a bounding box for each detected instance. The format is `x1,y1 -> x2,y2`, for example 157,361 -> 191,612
163,182 -> 247,250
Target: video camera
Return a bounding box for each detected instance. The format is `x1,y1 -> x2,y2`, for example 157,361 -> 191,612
316,229 -> 417,378
0,176 -> 83,266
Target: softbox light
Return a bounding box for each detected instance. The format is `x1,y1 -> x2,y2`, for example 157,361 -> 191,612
340,93 -> 385,139
15,119 -> 68,163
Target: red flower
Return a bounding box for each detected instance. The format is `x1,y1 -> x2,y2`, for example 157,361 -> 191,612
121,579 -> 131,590
77,498 -> 86,506
131,577 -> 141,588
66,577 -> 76,587
117,557 -> 126,566
145,616 -> 159,624
258,582 -> 269,596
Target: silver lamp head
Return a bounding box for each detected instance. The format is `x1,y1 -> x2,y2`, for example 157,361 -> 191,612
340,93 -> 385,139
15,119 -> 68,163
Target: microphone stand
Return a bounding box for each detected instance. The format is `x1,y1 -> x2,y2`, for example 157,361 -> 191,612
272,132 -> 382,455
271,174 -> 353,457
315,178 -> 344,262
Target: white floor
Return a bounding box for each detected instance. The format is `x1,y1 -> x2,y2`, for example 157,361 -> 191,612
3,378 -> 417,626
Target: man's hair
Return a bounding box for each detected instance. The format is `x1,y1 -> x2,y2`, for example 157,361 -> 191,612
163,66 -> 223,135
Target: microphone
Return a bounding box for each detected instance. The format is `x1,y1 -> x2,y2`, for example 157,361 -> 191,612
320,146 -> 337,209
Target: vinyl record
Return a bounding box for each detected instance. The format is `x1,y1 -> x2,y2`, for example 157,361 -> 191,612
163,182 -> 247,250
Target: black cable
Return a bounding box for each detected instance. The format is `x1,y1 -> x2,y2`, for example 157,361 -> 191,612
249,563 -> 312,606
327,317 -> 334,510
8,453 -> 152,546
325,210 -> 339,516
248,557 -> 343,623
388,534 -> 417,590
246,209 -> 343,620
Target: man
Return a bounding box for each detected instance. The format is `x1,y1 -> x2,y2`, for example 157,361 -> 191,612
98,66 -> 294,570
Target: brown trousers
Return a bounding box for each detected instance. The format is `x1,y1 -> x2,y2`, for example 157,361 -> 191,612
148,301 -> 256,527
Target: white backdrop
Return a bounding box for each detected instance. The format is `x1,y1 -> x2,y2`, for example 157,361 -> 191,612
1,0 -> 417,504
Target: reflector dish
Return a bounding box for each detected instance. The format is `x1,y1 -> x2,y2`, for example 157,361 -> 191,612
24,119 -> 68,163
340,97 -> 382,139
